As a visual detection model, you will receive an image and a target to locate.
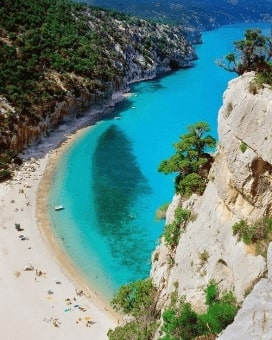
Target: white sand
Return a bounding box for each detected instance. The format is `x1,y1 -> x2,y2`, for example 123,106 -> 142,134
0,98 -> 127,339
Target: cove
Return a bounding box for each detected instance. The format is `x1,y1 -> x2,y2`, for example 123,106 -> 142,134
47,22 -> 270,302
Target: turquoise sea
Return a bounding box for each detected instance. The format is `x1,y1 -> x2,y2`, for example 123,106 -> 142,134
48,22 -> 270,302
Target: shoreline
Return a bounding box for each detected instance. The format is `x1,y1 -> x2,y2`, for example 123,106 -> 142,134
0,91 -> 129,339
36,125 -> 120,318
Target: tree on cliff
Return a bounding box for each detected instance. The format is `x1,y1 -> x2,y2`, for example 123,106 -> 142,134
158,121 -> 216,196
108,278 -> 159,339
216,28 -> 272,76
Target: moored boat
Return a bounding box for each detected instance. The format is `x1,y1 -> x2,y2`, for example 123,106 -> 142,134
54,205 -> 64,211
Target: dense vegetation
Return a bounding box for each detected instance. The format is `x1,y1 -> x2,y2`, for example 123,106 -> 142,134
162,207 -> 191,249
158,122 -> 216,196
108,278 -> 159,339
233,217 -> 272,256
0,0 -> 129,115
160,281 -> 238,339
108,279 -> 238,339
217,28 -> 272,85
0,0 -> 193,181
81,0 -> 272,29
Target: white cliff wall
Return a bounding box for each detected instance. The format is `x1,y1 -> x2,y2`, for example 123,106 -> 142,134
218,245 -> 272,339
151,72 -> 272,319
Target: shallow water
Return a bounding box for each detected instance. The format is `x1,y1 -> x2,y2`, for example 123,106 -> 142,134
48,22 -> 270,301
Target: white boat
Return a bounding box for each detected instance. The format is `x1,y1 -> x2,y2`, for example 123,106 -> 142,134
55,205 -> 64,211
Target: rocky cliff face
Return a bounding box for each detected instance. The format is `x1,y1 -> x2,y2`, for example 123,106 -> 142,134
218,243 -> 272,339
151,72 -> 272,336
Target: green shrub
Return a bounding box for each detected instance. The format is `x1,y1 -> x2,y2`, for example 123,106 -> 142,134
158,122 -> 215,197
110,281 -> 238,340
232,220 -> 253,244
176,172 -> 207,197
109,279 -> 159,339
160,301 -> 202,340
163,222 -> 180,248
108,320 -> 158,340
174,207 -> 191,225
232,217 -> 272,256
110,278 -> 157,317
239,142 -> 247,153
200,299 -> 237,334
256,67 -> 272,87
226,102 -> 233,117
205,280 -> 218,305
160,282 -> 238,339
200,250 -> 210,266
162,208 -> 190,248
202,289 -> 238,334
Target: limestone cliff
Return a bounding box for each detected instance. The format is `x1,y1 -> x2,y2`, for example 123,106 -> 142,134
151,72 -> 272,336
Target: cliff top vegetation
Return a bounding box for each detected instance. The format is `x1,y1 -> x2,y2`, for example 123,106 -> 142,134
108,278 -> 238,339
158,121 -> 216,197
217,28 -> 272,85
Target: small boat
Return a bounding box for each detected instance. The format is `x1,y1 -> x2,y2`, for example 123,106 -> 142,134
55,205 -> 64,211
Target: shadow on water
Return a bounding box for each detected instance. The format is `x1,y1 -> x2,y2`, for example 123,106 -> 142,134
133,76 -> 167,94
104,79 -> 167,120
107,99 -> 135,120
92,125 -> 153,269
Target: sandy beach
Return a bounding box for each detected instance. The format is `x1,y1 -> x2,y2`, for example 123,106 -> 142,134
0,96 -> 127,339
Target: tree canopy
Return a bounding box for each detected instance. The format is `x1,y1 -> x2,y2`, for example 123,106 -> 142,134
158,121 -> 216,196
217,28 -> 272,76
160,281 -> 238,339
108,279 -> 158,339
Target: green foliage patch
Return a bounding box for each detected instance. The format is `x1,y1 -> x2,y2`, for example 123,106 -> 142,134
108,278 -> 159,339
109,280 -> 238,340
160,281 -> 238,339
158,122 -> 216,197
0,0 -> 126,117
162,208 -> 191,248
108,320 -> 158,340
217,28 -> 272,85
239,142 -> 247,153
110,278 -> 156,317
232,217 -> 272,256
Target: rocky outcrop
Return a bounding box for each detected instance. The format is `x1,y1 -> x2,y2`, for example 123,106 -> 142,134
120,22 -> 197,85
217,74 -> 272,218
151,72 -> 272,328
218,243 -> 272,339
7,90 -> 108,153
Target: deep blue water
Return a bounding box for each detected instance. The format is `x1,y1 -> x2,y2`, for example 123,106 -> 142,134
48,22 -> 270,301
